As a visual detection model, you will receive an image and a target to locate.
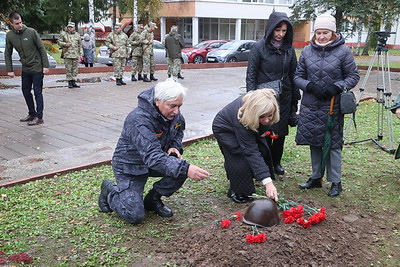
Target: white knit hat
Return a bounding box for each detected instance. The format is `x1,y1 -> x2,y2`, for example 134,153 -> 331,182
314,14 -> 336,32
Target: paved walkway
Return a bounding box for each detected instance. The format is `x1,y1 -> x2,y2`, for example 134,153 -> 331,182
1,63 -> 399,186
0,67 -> 247,185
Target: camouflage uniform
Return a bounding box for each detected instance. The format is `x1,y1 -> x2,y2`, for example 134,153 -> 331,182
58,22 -> 82,87
141,22 -> 158,81
164,27 -> 185,79
106,24 -> 129,85
128,24 -> 144,81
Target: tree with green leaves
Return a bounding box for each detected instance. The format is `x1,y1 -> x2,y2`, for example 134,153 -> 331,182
122,0 -> 163,25
1,0 -> 111,33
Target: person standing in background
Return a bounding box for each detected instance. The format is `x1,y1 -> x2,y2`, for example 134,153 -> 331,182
141,22 -> 158,82
294,14 -> 360,197
246,12 -> 300,176
5,11 -> 49,126
106,23 -> 129,86
58,22 -> 82,88
82,33 -> 95,67
164,25 -> 185,80
128,24 -> 144,81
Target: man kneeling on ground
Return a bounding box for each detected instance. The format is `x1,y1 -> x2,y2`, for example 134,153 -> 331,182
98,78 -> 210,224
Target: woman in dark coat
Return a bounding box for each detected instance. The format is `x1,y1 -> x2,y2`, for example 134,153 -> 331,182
246,12 -> 300,176
294,14 -> 360,197
212,89 -> 280,203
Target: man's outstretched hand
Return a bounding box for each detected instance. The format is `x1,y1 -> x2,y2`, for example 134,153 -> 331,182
188,165 -> 210,181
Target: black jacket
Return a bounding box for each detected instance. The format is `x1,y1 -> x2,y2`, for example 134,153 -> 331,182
112,87 -> 189,177
294,34 -> 360,148
212,96 -> 274,181
246,12 -> 300,136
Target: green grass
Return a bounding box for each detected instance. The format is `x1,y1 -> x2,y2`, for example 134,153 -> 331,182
0,101 -> 399,266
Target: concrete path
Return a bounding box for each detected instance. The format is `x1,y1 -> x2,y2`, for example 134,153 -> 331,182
0,67 -> 247,185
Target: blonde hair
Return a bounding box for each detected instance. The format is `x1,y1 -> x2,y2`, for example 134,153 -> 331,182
238,89 -> 280,132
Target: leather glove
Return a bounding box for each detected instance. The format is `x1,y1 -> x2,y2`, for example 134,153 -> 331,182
289,112 -> 298,127
325,84 -> 342,98
306,82 -> 328,100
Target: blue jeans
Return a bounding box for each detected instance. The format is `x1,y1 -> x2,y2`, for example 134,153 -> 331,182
21,72 -> 44,119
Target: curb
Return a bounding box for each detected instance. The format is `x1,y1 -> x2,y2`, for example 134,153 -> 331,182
0,62 -> 248,76
0,134 -> 214,188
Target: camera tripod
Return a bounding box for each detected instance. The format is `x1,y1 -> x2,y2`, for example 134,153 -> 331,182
343,32 -> 396,154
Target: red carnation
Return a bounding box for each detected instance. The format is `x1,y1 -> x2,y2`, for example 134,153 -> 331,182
221,219 -> 231,229
7,252 -> 33,264
234,212 -> 241,221
284,216 -> 295,224
0,257 -> 6,265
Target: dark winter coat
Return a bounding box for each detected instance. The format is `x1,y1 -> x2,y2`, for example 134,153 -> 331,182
212,96 -> 274,181
112,87 -> 190,178
246,12 -> 300,136
5,25 -> 49,73
164,31 -> 185,59
294,34 -> 360,148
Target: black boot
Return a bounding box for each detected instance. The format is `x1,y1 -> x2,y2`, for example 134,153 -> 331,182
143,189 -> 173,217
150,74 -> 158,81
143,75 -> 151,82
72,81 -> 80,88
274,164 -> 285,175
138,74 -> 143,81
68,80 -> 74,88
120,79 -> 126,85
131,75 -> 137,81
98,179 -> 115,212
227,189 -> 253,203
299,177 -> 323,189
116,78 -> 122,86
168,74 -> 171,78
328,182 -> 342,197
178,73 -> 184,79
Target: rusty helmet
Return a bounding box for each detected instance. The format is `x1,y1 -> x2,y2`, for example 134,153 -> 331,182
243,198 -> 280,227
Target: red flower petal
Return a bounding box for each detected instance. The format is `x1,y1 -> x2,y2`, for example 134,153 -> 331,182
221,219 -> 231,229
7,253 -> 33,264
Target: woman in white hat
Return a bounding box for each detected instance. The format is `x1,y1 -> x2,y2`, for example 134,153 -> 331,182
294,14 -> 360,197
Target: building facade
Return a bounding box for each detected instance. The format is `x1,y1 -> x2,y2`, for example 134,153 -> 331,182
159,0 -> 310,46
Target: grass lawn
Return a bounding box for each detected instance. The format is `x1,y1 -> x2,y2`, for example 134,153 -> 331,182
0,100 -> 399,266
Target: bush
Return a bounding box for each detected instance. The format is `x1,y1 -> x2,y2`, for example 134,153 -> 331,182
42,40 -> 53,52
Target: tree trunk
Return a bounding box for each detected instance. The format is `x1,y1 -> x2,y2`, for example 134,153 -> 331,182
362,28 -> 372,56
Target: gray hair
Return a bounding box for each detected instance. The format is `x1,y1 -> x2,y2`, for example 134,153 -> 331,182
170,25 -> 178,33
154,78 -> 187,102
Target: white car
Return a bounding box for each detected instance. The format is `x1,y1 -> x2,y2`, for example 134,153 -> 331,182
98,40 -> 188,66
0,31 -> 57,69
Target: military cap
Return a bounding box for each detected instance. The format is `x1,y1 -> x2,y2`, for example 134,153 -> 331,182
115,23 -> 122,29
149,22 -> 158,29
67,22 -> 75,28
137,24 -> 144,29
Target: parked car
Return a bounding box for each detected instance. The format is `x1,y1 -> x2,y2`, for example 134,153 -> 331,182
98,40 -> 188,66
206,40 -> 255,63
0,31 -> 57,69
182,40 -> 228,64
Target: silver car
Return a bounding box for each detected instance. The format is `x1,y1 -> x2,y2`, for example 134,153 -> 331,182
206,40 -> 255,63
97,40 -> 188,65
0,31 -> 57,69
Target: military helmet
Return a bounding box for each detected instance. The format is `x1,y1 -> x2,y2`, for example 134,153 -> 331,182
243,198 -> 280,227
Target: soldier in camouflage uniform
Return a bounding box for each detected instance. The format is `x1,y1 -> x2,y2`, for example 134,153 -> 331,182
128,24 -> 144,82
106,23 -> 129,86
141,22 -> 158,82
164,25 -> 185,80
58,22 -> 82,88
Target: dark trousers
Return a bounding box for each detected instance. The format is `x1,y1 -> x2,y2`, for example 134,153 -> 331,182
266,135 -> 285,166
219,137 -> 274,196
108,168 -> 187,224
21,72 -> 44,119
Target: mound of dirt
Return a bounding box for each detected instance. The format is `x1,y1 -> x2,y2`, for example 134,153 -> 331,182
161,206 -> 386,266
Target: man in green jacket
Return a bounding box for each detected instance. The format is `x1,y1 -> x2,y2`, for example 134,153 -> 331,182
164,25 -> 185,80
5,11 -> 49,126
